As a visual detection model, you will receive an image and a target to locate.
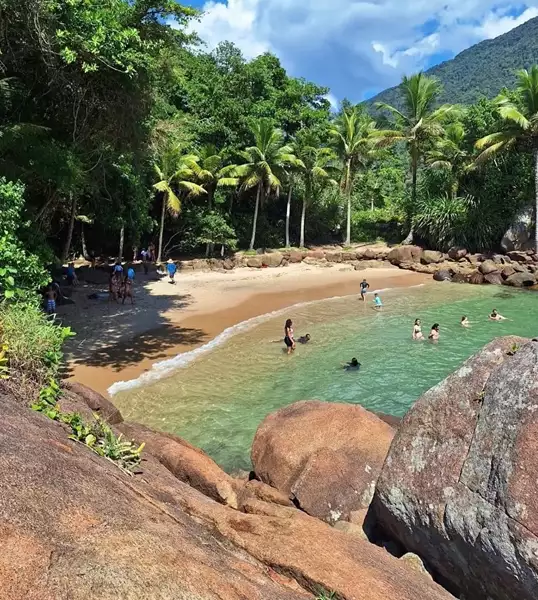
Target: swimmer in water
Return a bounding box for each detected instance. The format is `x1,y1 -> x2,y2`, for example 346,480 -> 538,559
428,323 -> 440,342
489,309 -> 507,322
298,334 -> 311,344
284,319 -> 296,354
344,358 -> 361,371
461,316 -> 470,328
412,319 -> 424,340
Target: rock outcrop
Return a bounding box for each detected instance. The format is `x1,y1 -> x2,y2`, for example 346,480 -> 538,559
0,392 -> 452,600
251,401 -> 395,523
372,336 -> 538,600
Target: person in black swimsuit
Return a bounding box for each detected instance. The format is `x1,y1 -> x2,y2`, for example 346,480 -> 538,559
360,279 -> 370,301
344,358 -> 361,371
284,319 -> 295,354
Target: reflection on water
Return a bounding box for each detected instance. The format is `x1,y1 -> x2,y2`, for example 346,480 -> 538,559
114,283 -> 538,472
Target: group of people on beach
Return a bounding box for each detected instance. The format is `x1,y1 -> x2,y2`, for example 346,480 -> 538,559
411,309 -> 508,342
108,262 -> 136,305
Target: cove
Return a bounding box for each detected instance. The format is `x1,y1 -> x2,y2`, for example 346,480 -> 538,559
113,283 -> 538,472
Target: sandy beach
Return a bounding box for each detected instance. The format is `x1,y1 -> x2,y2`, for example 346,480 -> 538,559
63,263 -> 430,395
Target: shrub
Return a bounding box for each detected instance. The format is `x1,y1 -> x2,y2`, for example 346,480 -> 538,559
351,208 -> 403,243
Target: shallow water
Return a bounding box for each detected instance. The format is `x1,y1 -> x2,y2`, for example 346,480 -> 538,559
114,283 -> 538,472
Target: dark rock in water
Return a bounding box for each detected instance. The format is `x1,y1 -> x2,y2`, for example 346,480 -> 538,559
484,271 -> 503,285
479,259 -> 498,275
420,250 -> 444,265
433,269 -> 452,282
372,336 -> 538,600
468,270 -> 485,285
387,246 -> 422,266
64,381 -> 123,424
448,246 -> 468,260
503,272 -> 536,287
251,401 -> 395,523
0,393 -> 453,600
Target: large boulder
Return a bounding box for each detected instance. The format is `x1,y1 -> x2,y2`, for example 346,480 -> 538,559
502,265 -> 516,279
387,246 -> 422,266
468,270 -> 485,285
479,259 -> 499,275
421,250 -> 444,265
484,271 -> 503,285
503,272 -> 536,287
246,256 -> 263,268
251,401 -> 395,523
0,393 -> 452,600
64,381 -> 123,424
507,250 -> 532,263
501,208 -> 534,252
261,252 -> 284,268
448,247 -> 468,261
433,269 -> 452,282
372,337 -> 538,600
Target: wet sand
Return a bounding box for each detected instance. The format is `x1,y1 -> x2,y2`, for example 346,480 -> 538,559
66,264 -> 430,396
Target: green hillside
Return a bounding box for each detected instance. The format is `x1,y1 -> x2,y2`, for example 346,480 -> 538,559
368,16 -> 538,107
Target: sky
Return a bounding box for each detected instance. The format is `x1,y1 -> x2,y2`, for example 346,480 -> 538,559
180,1 -> 538,105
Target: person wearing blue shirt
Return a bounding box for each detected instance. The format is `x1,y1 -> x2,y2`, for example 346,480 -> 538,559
373,293 -> 383,310
127,267 -> 135,281
166,259 -> 177,284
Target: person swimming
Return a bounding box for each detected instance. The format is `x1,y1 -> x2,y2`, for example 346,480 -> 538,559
284,319 -> 295,354
428,323 -> 440,341
461,316 -> 470,327
489,308 -> 507,321
373,293 -> 383,310
298,334 -> 311,344
412,319 -> 424,340
344,358 -> 361,371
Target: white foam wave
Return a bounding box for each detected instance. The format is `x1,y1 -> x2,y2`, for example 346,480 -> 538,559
107,284 -> 425,396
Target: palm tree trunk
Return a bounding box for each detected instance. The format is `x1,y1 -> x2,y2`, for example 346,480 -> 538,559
157,193 -> 166,264
300,195 -> 307,248
61,192 -> 76,264
345,158 -> 352,246
249,183 -> 261,251
118,223 -> 125,262
285,186 -> 292,248
81,222 -> 88,258
206,186 -> 214,257
402,157 -> 417,245
535,149 -> 538,251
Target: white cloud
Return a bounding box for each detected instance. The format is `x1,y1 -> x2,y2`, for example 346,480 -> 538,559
324,93 -> 339,111
190,1 -> 538,100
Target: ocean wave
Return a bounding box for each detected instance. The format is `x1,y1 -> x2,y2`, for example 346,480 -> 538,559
108,284 -> 425,395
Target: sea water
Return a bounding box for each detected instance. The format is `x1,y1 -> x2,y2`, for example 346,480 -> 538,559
112,283 -> 538,472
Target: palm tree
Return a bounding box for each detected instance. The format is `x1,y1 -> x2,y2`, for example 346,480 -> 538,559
294,134 -> 337,247
223,118 -> 302,250
475,66 -> 538,249
375,73 -> 455,243
153,146 -> 206,263
426,121 -> 470,199
329,108 -> 378,246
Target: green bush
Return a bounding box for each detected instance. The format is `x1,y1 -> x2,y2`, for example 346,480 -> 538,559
0,301 -> 74,392
351,208 -> 403,243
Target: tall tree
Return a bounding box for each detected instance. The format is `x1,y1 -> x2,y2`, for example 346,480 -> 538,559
152,146 -> 206,263
476,66 -> 538,249
223,118 -> 301,250
375,73 -> 454,243
294,133 -> 337,247
329,108 -> 377,246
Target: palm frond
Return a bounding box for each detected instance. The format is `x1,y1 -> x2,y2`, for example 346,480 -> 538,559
177,181 -> 207,197
153,180 -> 169,193
166,188 -> 181,215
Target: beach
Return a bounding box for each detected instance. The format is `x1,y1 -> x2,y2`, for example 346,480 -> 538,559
64,263 -> 430,396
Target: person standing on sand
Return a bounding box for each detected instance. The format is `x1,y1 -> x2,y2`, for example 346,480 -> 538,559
360,279 -> 370,301
166,258 -> 177,284
148,242 -> 156,262
45,284 -> 57,315
284,319 -> 295,354
412,319 -> 424,340
122,275 -> 134,305
109,272 -> 120,303
429,323 -> 440,341
141,249 -> 149,275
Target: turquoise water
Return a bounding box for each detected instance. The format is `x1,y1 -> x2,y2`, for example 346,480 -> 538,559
113,283 -> 538,472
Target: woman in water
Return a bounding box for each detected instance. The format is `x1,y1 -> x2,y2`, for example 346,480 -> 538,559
461,316 -> 470,327
344,358 -> 361,371
489,309 -> 507,321
284,319 -> 296,354
429,323 -> 440,341
412,319 -> 424,340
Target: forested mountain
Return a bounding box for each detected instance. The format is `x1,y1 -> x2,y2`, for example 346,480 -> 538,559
368,16 -> 538,107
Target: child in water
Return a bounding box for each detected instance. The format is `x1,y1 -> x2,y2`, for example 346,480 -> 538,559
344,358 -> 361,371
373,293 -> 383,310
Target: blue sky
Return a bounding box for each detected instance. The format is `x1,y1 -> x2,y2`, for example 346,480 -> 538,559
180,1 -> 538,104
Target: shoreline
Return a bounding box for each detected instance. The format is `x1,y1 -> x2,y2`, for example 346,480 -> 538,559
66,265 -> 430,396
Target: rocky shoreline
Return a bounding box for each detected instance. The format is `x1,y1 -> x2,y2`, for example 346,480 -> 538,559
3,336 -> 538,599
176,245 -> 538,288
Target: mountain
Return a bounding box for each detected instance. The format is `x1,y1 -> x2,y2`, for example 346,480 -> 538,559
367,16 -> 538,108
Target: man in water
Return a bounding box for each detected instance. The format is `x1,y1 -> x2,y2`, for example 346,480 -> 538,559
489,309 -> 507,322
461,316 -> 470,327
360,279 -> 370,301
344,358 -> 361,371
373,293 -> 383,310
298,334 -> 311,344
